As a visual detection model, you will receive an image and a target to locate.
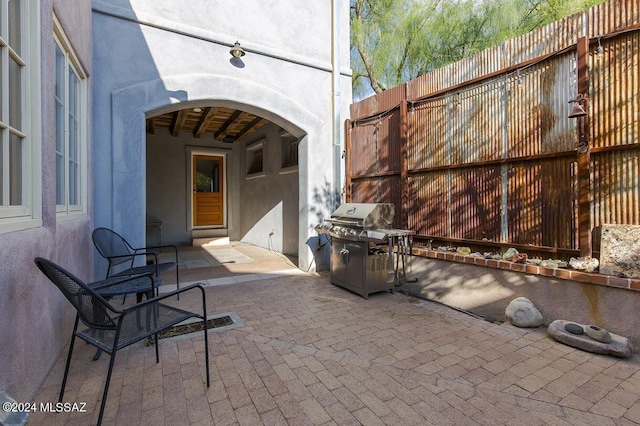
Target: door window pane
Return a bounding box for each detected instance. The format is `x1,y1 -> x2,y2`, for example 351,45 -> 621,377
195,158 -> 220,192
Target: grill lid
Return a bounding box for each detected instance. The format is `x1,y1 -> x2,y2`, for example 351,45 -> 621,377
328,203 -> 394,229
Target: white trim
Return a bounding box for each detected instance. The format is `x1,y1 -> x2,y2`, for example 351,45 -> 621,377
54,15 -> 88,219
0,0 -> 42,234
279,166 -> 298,175
245,173 -> 266,180
53,15 -> 86,80
185,146 -> 228,231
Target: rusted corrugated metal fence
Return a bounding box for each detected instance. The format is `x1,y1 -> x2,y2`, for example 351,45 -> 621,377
346,0 -> 640,259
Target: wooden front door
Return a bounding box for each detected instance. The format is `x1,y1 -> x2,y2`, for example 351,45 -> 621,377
193,155 -> 224,226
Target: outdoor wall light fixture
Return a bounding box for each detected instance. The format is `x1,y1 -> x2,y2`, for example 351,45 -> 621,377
568,93 -> 588,118
230,41 -> 245,58
569,93 -> 588,154
596,35 -> 604,55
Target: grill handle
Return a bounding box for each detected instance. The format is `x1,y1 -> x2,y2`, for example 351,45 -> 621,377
340,248 -> 350,265
327,218 -> 364,227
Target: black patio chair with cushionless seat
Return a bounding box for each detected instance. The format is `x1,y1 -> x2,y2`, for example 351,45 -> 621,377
92,227 -> 180,296
34,257 -> 210,426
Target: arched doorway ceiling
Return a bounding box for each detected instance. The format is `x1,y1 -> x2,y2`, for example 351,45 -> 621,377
146,105 -> 271,142
139,74 -> 315,143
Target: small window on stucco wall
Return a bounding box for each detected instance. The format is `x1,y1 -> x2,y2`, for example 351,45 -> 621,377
280,130 -> 298,169
246,141 -> 264,176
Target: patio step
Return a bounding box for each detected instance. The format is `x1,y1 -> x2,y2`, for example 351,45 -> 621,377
192,236 -> 230,247
191,228 -> 228,246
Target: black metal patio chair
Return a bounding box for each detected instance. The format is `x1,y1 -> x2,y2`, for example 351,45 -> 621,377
34,257 -> 210,426
92,227 -> 180,296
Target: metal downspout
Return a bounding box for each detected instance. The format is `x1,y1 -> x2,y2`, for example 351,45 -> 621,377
331,0 -> 342,209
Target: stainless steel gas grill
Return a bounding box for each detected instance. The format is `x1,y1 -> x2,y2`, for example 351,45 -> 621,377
315,203 -> 415,299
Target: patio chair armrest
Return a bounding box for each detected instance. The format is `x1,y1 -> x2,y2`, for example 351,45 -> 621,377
90,273 -> 155,292
120,283 -> 206,313
105,252 -> 153,261
144,243 -> 178,252
133,244 -> 179,261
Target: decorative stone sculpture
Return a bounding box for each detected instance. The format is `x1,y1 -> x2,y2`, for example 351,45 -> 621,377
569,256 -> 599,273
548,320 -> 633,358
540,259 -> 568,268
564,323 -> 584,335
584,325 -> 612,343
505,297 -> 543,328
503,247 -> 518,260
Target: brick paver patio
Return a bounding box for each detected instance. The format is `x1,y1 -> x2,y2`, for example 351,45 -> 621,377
29,255 -> 640,425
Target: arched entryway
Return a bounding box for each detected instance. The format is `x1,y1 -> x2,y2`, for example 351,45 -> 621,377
145,102 -> 302,257
101,74 -> 327,272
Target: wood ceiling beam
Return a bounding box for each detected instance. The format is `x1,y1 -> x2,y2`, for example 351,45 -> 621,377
171,110 -> 188,137
146,108 -> 270,142
193,107 -> 216,138
214,110 -> 242,139
234,117 -> 264,141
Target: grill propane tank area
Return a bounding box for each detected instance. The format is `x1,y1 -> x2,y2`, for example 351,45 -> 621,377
315,203 -> 415,299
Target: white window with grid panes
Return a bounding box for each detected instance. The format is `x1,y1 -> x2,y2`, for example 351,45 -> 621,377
0,0 -> 42,233
54,16 -> 87,216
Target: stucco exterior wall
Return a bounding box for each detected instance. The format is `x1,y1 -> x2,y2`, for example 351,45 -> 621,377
91,0 -> 351,274
239,125 -> 300,255
0,0 -> 93,402
146,121 -> 300,254
403,257 -> 640,352
146,129 -> 240,246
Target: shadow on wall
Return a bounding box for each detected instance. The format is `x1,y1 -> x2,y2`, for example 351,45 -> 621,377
307,179 -> 341,272
94,0 -> 187,266
310,178 -> 341,225
401,257 -> 516,321
399,256 -> 640,352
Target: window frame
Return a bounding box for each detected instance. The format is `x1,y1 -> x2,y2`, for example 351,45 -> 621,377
53,15 -> 87,218
0,0 -> 42,233
246,140 -> 265,179
279,129 -> 298,174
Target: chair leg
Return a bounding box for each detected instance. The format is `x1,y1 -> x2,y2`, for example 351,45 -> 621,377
176,261 -> 180,299
175,273 -> 180,300
93,348 -> 103,361
59,317 -> 80,402
174,248 -> 180,300
203,317 -> 210,388
201,290 -> 210,388
154,333 -> 160,363
97,349 -> 118,426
